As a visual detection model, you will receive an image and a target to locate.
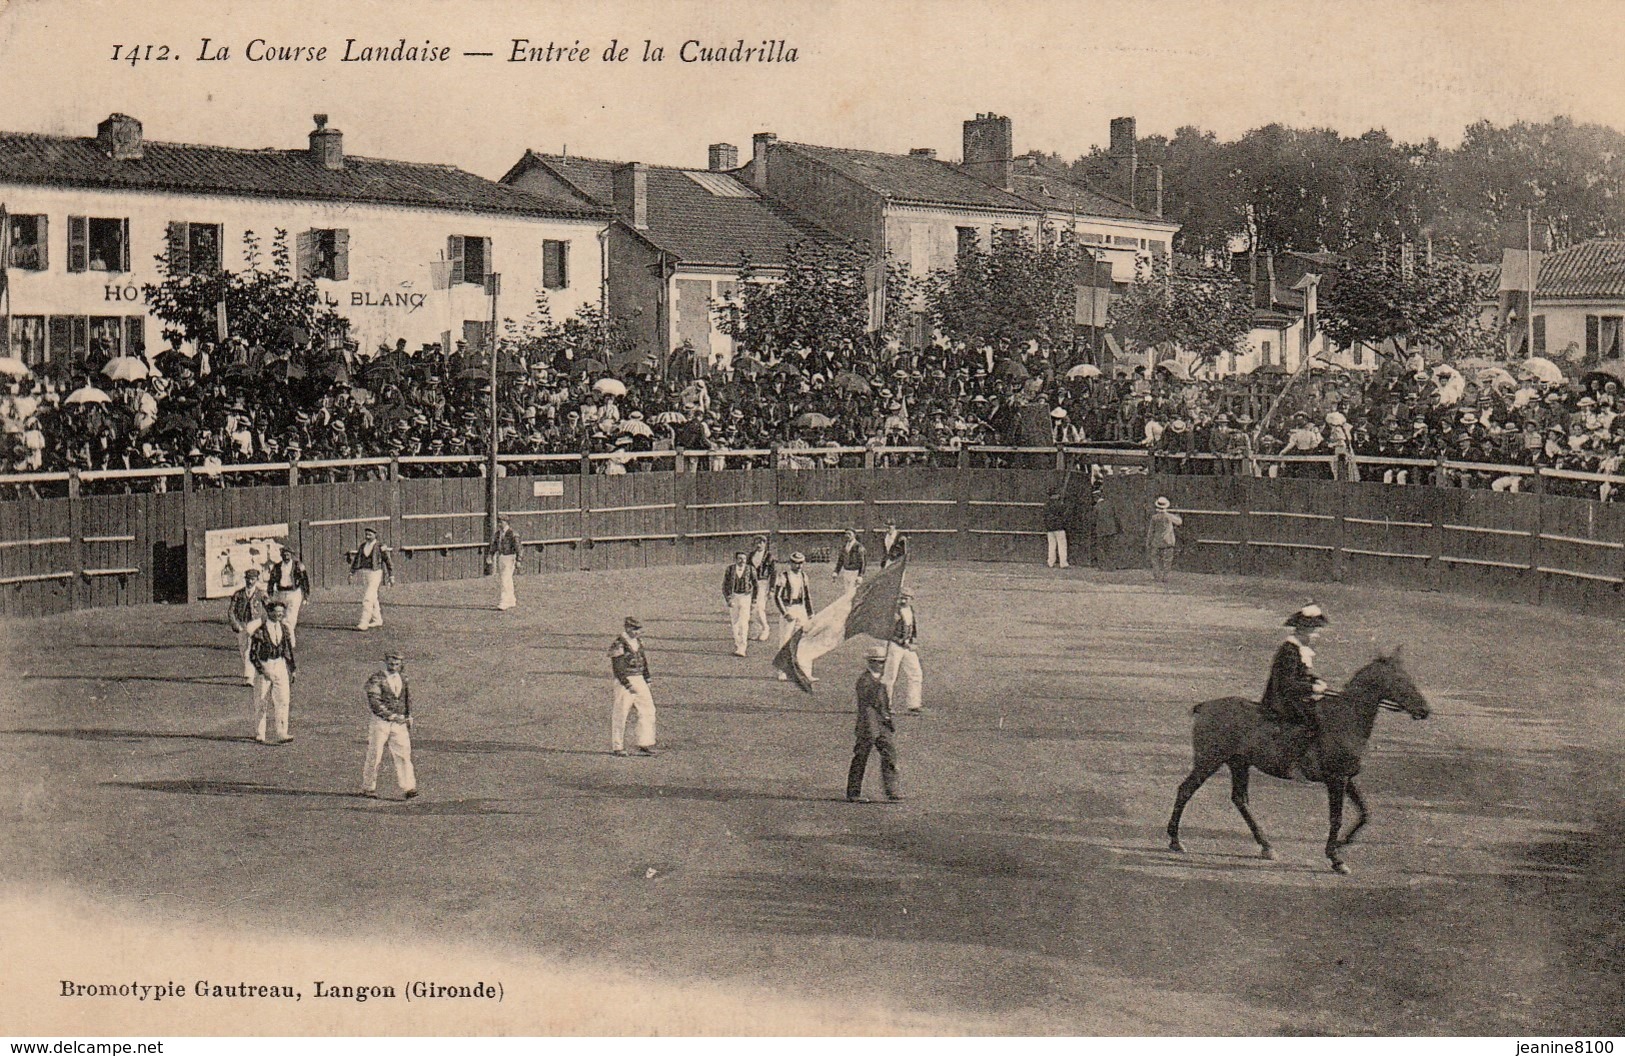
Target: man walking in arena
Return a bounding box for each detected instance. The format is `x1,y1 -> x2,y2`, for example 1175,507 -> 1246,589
847,645 -> 902,803
361,651 -> 418,800
775,552 -> 814,682
609,617 -> 658,756
228,568 -> 268,685
833,528 -> 866,594
349,526 -> 393,630
722,550 -> 758,656
883,590 -> 924,714
487,515 -> 521,611
249,600 -> 296,745
264,548 -> 311,644
746,535 -> 776,642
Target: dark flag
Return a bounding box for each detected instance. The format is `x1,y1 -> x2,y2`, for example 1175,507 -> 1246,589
772,556 -> 907,692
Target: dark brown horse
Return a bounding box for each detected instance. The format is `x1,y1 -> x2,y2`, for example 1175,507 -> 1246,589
1166,650 -> 1431,874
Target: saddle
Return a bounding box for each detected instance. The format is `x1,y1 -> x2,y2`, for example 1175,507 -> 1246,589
1252,706 -> 1325,782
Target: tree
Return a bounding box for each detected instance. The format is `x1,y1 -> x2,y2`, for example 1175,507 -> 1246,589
1317,249 -> 1502,358
924,228 -> 1095,356
500,296 -> 638,372
1108,256 -> 1254,365
718,240 -> 873,361
142,229 -> 348,351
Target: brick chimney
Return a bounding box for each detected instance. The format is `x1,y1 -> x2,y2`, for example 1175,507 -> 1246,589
909,147 -> 937,159
96,113 -> 143,161
613,162 -> 649,230
961,113 -> 1013,191
751,132 -> 776,190
309,114 -> 344,171
1109,117 -> 1138,161
708,143 -> 739,172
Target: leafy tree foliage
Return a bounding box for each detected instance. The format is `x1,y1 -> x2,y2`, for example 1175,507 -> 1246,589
1318,249 -> 1502,357
142,229 -> 348,350
923,229 -> 1096,354
719,240 -> 874,360
1107,257 -> 1254,364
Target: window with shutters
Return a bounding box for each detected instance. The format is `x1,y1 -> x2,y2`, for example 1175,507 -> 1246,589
6,214 -> 47,270
125,316 -> 146,358
299,228 -> 350,280
164,221 -> 223,275
1532,314 -> 1546,355
48,315 -> 90,361
448,235 -> 491,286
955,226 -> 979,257
1587,315 -> 1623,360
8,317 -> 46,365
462,319 -> 493,354
542,239 -> 569,289
68,217 -> 130,273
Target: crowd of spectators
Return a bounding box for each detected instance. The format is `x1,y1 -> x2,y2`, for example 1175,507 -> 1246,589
3,333 -> 1624,500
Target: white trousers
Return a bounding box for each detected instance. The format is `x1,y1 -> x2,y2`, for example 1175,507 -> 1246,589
495,553 -> 517,610
357,569 -> 384,628
727,593 -> 752,653
236,624 -> 261,681
883,643 -> 923,711
362,716 -> 416,793
273,589 -> 303,643
611,675 -> 656,751
1047,530 -> 1069,567
836,569 -> 860,594
252,658 -> 290,741
749,582 -> 772,640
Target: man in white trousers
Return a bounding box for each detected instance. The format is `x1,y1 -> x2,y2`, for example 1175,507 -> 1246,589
746,536 -> 776,642
487,515 -> 520,611
249,601 -> 296,744
228,568 -> 267,686
349,526 -> 393,630
832,528 -> 866,594
721,551 -> 757,656
883,591 -> 924,713
774,552 -> 814,682
609,617 -> 658,756
360,651 -> 418,800
264,548 -> 311,644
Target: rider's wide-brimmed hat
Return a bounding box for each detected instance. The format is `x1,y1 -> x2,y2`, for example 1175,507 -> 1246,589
1285,604 -> 1329,629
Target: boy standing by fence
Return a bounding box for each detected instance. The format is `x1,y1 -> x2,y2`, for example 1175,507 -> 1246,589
1147,496 -> 1182,584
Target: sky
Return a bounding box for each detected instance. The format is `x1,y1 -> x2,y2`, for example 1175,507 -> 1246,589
1,0 -> 1622,180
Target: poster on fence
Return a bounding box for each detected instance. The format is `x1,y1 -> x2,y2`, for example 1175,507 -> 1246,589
202,523 -> 289,598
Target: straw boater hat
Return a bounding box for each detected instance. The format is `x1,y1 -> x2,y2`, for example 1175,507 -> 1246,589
1325,411 -> 1347,426
1051,407 -> 1067,418
1154,496 -> 1171,510
865,644 -> 889,663
1285,604 -> 1329,629
1169,419 -> 1188,433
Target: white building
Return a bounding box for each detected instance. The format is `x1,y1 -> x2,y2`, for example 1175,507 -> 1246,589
0,113 -> 608,364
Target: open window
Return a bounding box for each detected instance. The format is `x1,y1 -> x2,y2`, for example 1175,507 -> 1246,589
6,214 -> 47,270
448,235 -> 492,286
298,228 -> 350,280
67,217 -> 130,273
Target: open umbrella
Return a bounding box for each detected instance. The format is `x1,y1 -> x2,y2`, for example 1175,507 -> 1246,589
573,358 -> 608,375
651,411 -> 688,425
793,412 -> 835,430
593,377 -> 628,397
65,386 -> 112,405
1453,356 -> 1498,374
158,413 -> 202,437
1477,366 -> 1518,390
0,356 -> 32,378
618,419 -> 654,438
994,358 -> 1030,381
1065,363 -> 1102,379
832,372 -> 872,393
1155,359 -> 1190,381
1582,360 -> 1625,385
101,356 -> 150,382
1431,364 -> 1465,406
1521,356 -> 1564,384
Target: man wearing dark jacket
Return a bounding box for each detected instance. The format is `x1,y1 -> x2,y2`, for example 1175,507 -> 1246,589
1043,489 -> 1071,568
847,646 -> 902,803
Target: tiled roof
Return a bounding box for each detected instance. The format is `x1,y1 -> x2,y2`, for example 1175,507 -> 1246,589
513,153 -> 846,267
779,142 -> 1040,212
1537,240 -> 1625,298
1007,160 -> 1172,225
0,131 -> 605,219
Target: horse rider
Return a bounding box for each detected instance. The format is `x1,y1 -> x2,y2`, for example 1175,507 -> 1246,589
1261,604 -> 1330,759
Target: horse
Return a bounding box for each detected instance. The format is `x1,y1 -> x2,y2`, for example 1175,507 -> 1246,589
1165,650 -> 1431,874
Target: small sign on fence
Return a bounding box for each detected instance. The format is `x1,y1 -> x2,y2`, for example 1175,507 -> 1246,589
203,523 -> 289,599
533,480 -> 565,498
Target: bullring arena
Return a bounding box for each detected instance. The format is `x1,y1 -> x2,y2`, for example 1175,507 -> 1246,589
1,453 -> 1621,1036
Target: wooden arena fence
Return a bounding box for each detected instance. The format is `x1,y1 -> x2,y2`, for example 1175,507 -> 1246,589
0,446 -> 1621,621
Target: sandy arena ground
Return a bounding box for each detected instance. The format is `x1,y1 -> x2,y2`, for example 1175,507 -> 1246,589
1,561 -> 1620,1036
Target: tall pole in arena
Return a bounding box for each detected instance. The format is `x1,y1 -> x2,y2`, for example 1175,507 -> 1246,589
487,272 -> 501,539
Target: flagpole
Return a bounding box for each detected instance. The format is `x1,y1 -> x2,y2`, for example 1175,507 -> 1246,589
487,271 -> 501,540
1526,208 -> 1535,358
